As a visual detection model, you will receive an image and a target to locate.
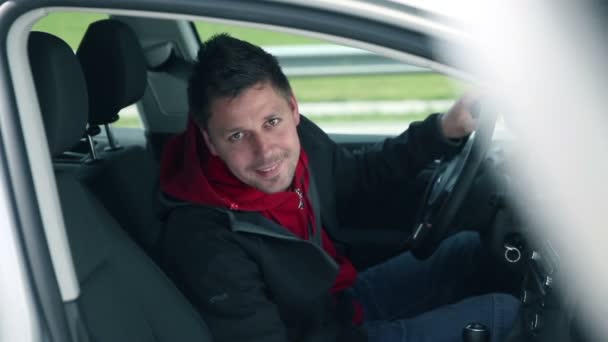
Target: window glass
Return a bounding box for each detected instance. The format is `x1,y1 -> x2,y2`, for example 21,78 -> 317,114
33,12 -> 107,49
195,22 -> 468,135
195,22 -> 322,46
116,105 -> 143,128
33,12 -> 143,129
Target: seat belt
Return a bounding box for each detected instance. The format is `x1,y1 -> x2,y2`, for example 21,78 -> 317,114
308,171 -> 323,248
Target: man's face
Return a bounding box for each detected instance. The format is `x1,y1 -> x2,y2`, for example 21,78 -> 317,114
202,81 -> 301,194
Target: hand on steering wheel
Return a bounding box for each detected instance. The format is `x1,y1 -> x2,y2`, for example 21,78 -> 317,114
408,96 -> 497,259
441,93 -> 480,139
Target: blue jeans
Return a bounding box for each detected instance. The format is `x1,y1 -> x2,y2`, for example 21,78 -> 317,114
345,232 -> 521,342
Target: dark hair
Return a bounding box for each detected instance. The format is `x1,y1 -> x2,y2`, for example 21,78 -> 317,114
188,33 -> 292,129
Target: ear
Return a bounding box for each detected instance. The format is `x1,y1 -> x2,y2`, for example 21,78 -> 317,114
201,129 -> 219,156
288,93 -> 300,125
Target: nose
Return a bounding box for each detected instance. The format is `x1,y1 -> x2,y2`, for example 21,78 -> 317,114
251,133 -> 272,158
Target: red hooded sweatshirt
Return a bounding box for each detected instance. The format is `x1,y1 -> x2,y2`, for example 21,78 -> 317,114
160,120 -> 363,324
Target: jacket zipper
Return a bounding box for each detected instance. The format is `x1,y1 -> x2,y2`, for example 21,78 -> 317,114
295,188 -> 304,209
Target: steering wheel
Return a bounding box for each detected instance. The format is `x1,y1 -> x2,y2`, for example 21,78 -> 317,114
408,102 -> 498,259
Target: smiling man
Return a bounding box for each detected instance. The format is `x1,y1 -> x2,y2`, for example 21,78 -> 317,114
202,80 -> 301,194
160,33 -> 519,342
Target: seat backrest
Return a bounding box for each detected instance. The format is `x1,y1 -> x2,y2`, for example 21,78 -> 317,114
81,147 -> 163,254
75,19 -> 164,256
29,30 -> 212,342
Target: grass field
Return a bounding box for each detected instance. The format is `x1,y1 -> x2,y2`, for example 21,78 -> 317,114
194,22 -> 323,46
32,12 -> 323,49
32,12 -> 108,49
292,73 -> 463,102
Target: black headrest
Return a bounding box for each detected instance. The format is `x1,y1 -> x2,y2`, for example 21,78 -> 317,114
77,19 -> 147,126
28,32 -> 88,157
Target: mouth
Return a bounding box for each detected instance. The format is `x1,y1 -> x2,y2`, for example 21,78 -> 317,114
254,159 -> 282,178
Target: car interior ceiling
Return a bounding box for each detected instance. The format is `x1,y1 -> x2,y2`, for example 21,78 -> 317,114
29,26 -> 214,341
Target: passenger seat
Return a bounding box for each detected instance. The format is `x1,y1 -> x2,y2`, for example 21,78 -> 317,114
29,30 -> 212,341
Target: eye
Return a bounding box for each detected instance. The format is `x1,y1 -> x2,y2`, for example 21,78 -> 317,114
267,118 -> 281,127
228,131 -> 244,142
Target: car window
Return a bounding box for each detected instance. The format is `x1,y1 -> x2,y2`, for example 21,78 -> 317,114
32,12 -> 143,129
195,22 -> 468,135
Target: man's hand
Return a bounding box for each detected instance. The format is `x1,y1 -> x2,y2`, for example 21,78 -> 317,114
440,93 -> 479,139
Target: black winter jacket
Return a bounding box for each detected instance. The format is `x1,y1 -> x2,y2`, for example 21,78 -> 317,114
161,114 -> 461,342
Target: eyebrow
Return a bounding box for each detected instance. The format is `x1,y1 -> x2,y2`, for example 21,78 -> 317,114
221,127 -> 244,135
263,113 -> 280,121
221,113 -> 281,135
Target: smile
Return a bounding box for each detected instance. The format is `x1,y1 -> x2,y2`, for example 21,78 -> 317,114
255,160 -> 282,177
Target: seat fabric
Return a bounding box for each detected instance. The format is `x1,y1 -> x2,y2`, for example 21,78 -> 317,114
82,146 -> 163,255
56,172 -> 211,341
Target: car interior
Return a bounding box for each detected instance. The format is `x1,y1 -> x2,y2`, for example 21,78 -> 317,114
7,5 -> 589,342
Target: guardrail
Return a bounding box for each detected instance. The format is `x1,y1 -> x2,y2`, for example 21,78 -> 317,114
265,44 -> 428,77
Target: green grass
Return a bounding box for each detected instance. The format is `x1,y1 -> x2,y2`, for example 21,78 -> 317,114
194,22 -> 322,46
33,13 -> 321,48
115,116 -> 143,128
32,12 -> 108,50
291,73 -> 467,102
